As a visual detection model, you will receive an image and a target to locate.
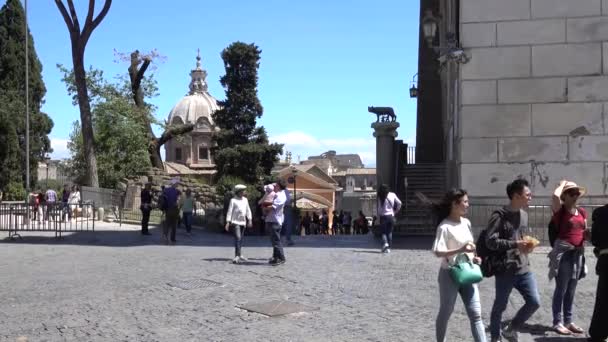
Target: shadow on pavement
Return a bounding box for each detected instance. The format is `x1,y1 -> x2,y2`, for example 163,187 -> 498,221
0,224 -> 435,250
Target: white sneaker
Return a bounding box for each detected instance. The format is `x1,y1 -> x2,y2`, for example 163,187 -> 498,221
239,256 -> 249,262
386,248 -> 391,253
382,243 -> 389,253
232,257 -> 241,264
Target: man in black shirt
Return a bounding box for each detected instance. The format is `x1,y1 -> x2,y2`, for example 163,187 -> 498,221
589,204 -> 608,342
486,179 -> 539,342
140,183 -> 152,235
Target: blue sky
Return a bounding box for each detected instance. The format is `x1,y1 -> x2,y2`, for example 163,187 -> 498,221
24,0 -> 419,167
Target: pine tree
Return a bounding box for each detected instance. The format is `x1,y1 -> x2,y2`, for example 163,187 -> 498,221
0,0 -> 53,195
212,42 -> 283,185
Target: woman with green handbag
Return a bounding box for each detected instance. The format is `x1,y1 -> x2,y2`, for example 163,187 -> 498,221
431,189 -> 487,342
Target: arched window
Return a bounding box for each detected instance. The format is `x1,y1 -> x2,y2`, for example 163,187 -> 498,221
198,146 -> 209,160
196,117 -> 210,130
172,117 -> 184,125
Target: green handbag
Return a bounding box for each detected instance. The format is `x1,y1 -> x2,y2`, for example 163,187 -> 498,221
449,253 -> 483,286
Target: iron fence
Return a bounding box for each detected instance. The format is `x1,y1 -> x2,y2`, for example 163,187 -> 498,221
0,202 -> 95,238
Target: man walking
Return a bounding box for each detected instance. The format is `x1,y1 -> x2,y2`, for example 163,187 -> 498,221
140,183 -> 152,235
263,180 -> 287,266
162,179 -> 181,245
486,179 -> 539,342
589,202 -> 608,342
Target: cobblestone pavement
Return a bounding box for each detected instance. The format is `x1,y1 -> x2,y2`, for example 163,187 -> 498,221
0,224 -> 600,342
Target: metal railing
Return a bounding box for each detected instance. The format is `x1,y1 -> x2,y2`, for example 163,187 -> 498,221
407,146 -> 416,164
0,202 -> 96,238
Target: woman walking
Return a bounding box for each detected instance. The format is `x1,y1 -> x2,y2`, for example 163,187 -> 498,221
181,189 -> 196,235
432,189 -> 486,342
549,180 -> 589,335
377,184 -> 401,253
225,184 -> 253,264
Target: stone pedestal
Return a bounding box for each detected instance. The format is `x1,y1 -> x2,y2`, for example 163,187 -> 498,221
372,121 -> 400,191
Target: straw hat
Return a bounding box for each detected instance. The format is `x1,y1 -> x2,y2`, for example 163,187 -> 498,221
234,184 -> 247,192
560,181 -> 586,198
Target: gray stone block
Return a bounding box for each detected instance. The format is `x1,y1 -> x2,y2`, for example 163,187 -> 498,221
531,162 -> 605,196
569,135 -> 608,161
460,138 -> 499,162
461,23 -> 496,48
532,43 -> 601,77
604,43 -> 608,74
531,103 -> 603,135
460,163 -> 532,197
461,0 -> 530,22
532,0 -> 601,18
499,137 -> 568,162
498,78 -> 566,104
567,17 -> 608,42
498,19 -> 565,46
462,80 -> 497,105
568,76 -> 608,101
461,105 -> 531,138
462,47 -> 531,80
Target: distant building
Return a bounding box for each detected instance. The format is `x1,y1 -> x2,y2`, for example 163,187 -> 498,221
333,168 -> 377,218
36,160 -> 72,187
304,150 -> 365,175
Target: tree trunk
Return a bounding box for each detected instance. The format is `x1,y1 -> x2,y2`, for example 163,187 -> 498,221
127,50 -> 194,170
55,0 -> 112,187
72,49 -> 99,187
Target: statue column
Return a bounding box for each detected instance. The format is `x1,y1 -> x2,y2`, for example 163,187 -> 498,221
372,121 -> 400,191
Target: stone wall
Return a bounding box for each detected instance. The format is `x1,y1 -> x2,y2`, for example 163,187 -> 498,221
121,168 -> 223,212
459,0 -> 608,199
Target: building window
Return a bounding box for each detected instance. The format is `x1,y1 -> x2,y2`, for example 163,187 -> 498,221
175,148 -> 182,161
199,146 -> 209,160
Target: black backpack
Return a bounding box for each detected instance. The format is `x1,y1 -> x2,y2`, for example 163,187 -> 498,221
475,210 -> 506,278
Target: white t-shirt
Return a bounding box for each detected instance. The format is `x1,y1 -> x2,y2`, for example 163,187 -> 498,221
432,217 -> 475,269
226,197 -> 252,226
377,192 -> 402,217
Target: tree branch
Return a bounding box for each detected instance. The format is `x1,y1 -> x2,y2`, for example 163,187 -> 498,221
84,0 -> 95,29
66,0 -> 81,34
54,0 -> 75,33
133,59 -> 150,98
158,124 -> 195,147
82,0 -> 112,46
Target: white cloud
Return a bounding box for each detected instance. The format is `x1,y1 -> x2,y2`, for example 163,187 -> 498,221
270,131 -> 322,148
50,138 -> 70,160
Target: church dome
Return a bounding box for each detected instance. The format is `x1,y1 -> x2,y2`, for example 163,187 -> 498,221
167,51 -> 220,128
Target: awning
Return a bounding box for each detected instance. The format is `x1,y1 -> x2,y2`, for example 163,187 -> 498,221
295,197 -> 328,210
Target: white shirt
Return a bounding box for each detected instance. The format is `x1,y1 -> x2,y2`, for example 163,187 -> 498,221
432,218 -> 475,269
266,190 -> 286,225
377,192 -> 402,217
226,197 -> 252,226
68,191 -> 80,205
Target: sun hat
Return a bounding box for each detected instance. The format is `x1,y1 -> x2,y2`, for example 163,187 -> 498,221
560,181 -> 586,198
234,184 -> 247,192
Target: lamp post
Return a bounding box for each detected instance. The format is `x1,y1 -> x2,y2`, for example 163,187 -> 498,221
409,73 -> 418,98
44,154 -> 51,190
421,9 -> 470,64
290,167 -> 298,211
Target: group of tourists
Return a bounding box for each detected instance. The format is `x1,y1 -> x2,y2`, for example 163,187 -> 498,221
28,184 -> 81,222
431,178 -> 608,342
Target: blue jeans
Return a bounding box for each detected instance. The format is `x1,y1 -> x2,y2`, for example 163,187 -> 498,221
232,224 -> 245,257
182,212 -> 193,233
281,207 -> 293,242
267,222 -> 285,261
490,272 -> 541,339
436,268 -> 487,342
380,215 -> 395,247
552,250 -> 579,326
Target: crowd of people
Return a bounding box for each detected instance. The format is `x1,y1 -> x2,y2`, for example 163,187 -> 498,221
430,178 -> 607,342
26,184 -> 82,222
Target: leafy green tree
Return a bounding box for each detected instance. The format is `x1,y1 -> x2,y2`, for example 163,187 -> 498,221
212,42 -> 282,185
0,0 -> 53,193
61,66 -> 150,188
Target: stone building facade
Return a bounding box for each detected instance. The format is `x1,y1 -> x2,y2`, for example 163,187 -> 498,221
423,0 -> 608,201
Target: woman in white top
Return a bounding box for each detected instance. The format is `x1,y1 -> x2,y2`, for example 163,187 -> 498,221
68,185 -> 81,220
376,184 -> 402,253
225,184 -> 253,264
431,189 -> 486,342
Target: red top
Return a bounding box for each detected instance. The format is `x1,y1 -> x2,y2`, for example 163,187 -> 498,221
552,207 -> 587,247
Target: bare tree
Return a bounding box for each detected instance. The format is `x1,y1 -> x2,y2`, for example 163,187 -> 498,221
126,50 -> 193,169
55,0 -> 112,187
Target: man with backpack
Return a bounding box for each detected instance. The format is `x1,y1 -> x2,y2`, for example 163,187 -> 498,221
483,179 -> 539,342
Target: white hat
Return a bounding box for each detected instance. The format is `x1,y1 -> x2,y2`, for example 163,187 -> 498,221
234,184 -> 247,192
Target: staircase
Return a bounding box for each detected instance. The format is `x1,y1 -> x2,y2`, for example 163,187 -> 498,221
395,163 -> 446,235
